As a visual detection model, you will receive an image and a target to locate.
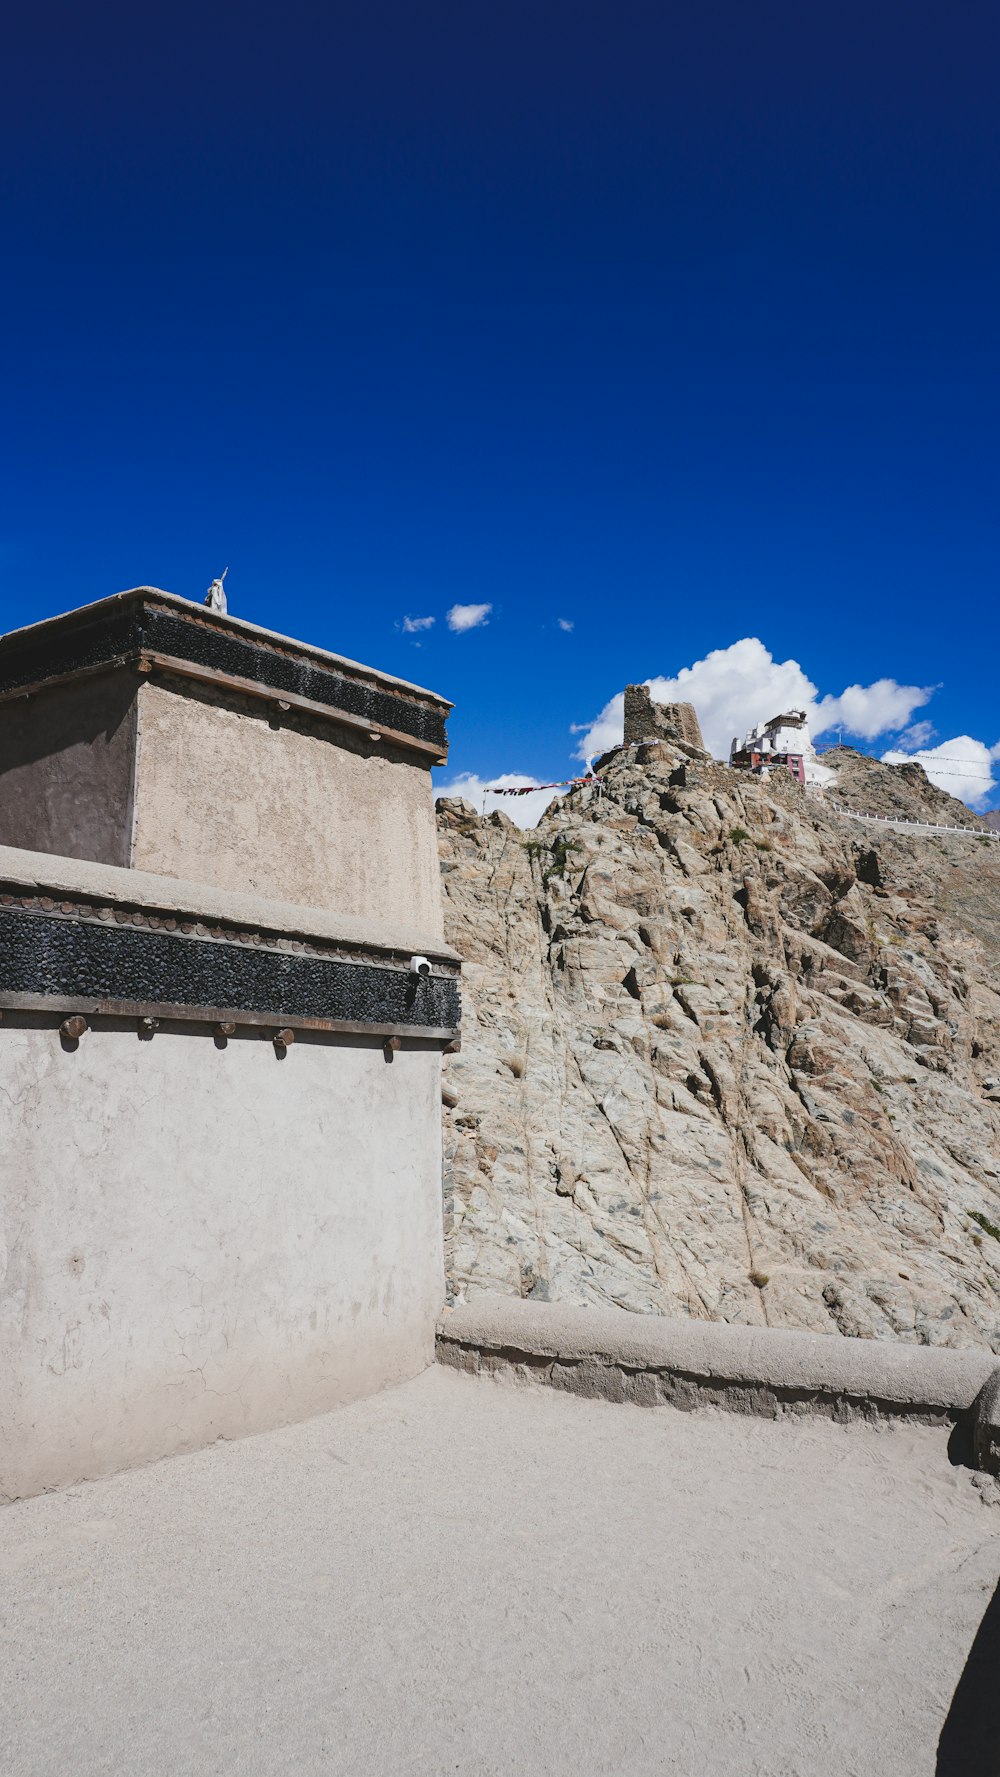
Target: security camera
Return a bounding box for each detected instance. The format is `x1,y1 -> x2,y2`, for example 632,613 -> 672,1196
410,955 -> 432,977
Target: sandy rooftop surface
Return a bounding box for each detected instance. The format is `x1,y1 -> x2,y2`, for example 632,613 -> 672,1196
1,1365 -> 998,1776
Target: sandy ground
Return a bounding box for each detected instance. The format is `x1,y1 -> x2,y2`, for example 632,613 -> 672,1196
1,1365 -> 998,1777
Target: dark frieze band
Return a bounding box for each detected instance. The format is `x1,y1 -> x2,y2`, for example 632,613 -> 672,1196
0,887 -> 462,973
0,596 -> 449,754
0,907 -> 461,1037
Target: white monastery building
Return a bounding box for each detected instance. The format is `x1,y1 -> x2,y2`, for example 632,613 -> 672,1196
729,709 -> 833,786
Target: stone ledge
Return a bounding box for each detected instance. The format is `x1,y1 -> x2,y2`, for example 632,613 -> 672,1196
0,843 -> 459,965
436,1297 -> 1000,1471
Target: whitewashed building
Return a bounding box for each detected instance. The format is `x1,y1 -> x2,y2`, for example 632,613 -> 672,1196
729,709 -> 832,785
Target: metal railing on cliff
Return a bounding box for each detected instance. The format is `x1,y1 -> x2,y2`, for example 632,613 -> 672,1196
824,801 -> 1000,842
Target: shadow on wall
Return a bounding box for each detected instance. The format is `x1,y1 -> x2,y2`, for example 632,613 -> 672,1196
937,1573 -> 1000,1773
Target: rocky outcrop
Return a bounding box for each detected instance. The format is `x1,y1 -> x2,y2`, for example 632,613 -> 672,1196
438,745 -> 1000,1350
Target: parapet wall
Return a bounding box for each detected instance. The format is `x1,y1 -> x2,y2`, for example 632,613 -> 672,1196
437,1297 -> 1000,1471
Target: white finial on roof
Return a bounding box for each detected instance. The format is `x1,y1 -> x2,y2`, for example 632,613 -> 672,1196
204,568 -> 229,614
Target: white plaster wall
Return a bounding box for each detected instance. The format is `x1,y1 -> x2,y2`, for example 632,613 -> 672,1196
0,1027 -> 444,1501
130,684 -> 444,937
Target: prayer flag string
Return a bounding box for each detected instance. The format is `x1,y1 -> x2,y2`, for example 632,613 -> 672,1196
483,775 -> 598,796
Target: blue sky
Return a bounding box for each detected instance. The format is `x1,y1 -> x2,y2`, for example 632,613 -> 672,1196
3,2 -> 998,807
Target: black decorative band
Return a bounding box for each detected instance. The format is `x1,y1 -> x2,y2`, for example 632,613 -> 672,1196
0,909 -> 461,1036
0,599 -> 449,753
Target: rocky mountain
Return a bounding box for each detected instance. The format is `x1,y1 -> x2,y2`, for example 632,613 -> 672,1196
437,740 -> 1000,1350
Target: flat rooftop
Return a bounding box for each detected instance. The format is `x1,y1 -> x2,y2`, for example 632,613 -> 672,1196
0,587 -> 452,709
1,1365 -> 998,1775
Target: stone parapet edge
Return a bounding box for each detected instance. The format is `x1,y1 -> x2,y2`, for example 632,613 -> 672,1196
1,587 -> 452,709
436,1297 -> 1000,1474
0,843 -> 459,964
0,593 -> 450,755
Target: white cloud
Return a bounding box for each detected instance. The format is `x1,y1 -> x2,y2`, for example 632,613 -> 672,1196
573,637 -> 933,764
400,614 -> 435,633
895,719 -> 936,751
880,736 -> 998,810
815,678 -> 933,741
557,617 -> 574,632
447,602 -> 492,633
435,771 -> 561,828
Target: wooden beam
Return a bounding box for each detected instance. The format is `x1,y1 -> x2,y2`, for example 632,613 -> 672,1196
0,992 -> 459,1044
139,651 -> 448,763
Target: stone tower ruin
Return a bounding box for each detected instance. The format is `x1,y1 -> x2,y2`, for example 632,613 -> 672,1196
622,683 -> 706,753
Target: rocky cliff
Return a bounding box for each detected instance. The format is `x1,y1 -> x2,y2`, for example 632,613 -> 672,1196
438,742 -> 1000,1350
